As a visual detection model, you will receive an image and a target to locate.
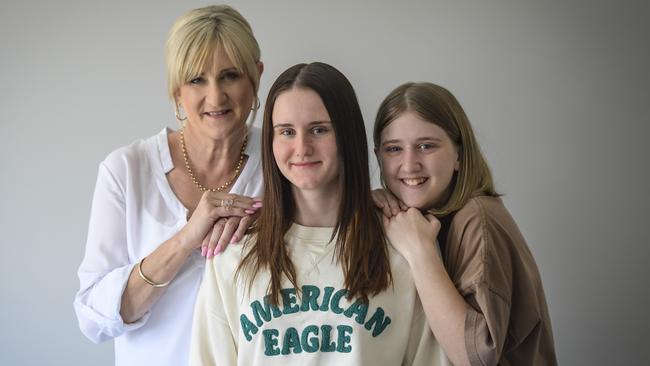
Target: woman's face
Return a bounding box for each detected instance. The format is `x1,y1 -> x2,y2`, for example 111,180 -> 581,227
176,52 -> 257,136
378,111 -> 459,210
272,87 -> 340,197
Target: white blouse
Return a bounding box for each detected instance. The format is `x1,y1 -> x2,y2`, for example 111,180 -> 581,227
74,127 -> 263,366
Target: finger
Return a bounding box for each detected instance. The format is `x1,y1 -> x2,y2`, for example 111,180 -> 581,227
398,199 -> 408,211
214,217 -> 240,256
424,213 -> 442,230
206,219 -> 226,259
383,191 -> 402,216
210,205 -> 253,220
371,189 -> 393,218
231,215 -> 252,245
208,193 -> 257,210
201,235 -> 210,257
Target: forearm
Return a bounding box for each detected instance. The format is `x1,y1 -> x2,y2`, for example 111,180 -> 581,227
406,247 -> 471,366
120,234 -> 194,323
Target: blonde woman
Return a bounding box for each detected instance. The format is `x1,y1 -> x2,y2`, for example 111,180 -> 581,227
74,5 -> 264,365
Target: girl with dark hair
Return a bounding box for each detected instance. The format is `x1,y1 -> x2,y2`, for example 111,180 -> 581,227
374,82 -> 557,366
189,64 -> 450,365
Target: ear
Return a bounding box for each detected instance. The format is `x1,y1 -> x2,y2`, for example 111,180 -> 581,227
454,148 -> 460,171
256,61 -> 264,77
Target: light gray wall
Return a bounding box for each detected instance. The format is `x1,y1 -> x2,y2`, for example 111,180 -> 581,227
1,0 -> 648,365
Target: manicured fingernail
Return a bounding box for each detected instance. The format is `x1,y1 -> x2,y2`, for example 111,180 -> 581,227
245,209 -> 255,214
201,246 -> 207,257
214,245 -> 222,256
252,202 -> 262,208
230,235 -> 239,244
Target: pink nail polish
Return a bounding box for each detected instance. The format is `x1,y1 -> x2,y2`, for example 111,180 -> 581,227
201,246 -> 207,257
214,245 -> 221,256
245,209 -> 255,214
252,202 -> 262,208
230,235 -> 239,244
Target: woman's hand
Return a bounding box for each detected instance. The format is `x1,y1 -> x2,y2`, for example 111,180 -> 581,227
382,208 -> 441,263
371,188 -> 407,218
201,200 -> 261,258
177,192 -> 260,253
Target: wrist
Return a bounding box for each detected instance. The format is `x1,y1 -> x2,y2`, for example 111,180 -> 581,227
404,240 -> 443,269
172,230 -> 197,256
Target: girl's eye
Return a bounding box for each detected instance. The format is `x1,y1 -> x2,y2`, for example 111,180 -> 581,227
279,129 -> 295,136
383,145 -> 402,153
418,143 -> 436,151
311,126 -> 329,135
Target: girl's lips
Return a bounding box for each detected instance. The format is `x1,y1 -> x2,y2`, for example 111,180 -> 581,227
291,161 -> 321,168
400,177 -> 428,186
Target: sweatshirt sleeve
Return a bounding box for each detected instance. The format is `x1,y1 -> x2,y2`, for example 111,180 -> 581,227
73,162 -> 149,343
189,256 -> 237,366
402,297 -> 452,366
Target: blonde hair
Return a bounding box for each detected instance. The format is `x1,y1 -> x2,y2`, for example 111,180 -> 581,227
165,5 -> 261,116
373,82 -> 498,216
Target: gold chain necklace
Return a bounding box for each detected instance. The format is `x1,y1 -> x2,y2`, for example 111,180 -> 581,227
179,127 -> 248,193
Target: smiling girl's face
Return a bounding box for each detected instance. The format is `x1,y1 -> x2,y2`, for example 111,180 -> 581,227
378,111 -> 459,210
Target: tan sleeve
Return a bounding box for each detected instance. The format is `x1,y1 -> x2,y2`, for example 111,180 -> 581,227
189,259 -> 238,366
463,284 -> 511,366
444,199 -> 514,366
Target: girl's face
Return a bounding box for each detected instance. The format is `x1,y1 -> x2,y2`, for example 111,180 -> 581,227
378,111 -> 459,210
272,87 -> 340,197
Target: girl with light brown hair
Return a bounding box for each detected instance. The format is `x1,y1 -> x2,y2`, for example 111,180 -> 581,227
374,82 -> 557,366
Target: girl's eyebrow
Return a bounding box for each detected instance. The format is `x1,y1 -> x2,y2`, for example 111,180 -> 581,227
381,136 -> 442,145
273,121 -> 332,128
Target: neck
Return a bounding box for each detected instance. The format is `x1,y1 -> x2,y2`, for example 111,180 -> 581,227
292,186 -> 340,227
183,122 -> 247,166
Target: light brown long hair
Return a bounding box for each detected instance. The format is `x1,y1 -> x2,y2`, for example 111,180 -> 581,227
374,82 -> 498,217
238,62 -> 392,305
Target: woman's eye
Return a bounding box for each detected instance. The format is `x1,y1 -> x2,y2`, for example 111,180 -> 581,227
221,71 -> 241,81
189,77 -> 204,85
418,143 -> 435,151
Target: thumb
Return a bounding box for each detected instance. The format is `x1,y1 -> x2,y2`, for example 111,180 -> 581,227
424,213 -> 440,225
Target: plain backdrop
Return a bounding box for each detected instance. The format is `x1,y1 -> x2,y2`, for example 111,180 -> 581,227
1,0 -> 648,365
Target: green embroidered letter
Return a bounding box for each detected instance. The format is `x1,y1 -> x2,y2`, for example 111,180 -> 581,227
301,325 -> 319,353
320,325 -> 337,352
281,288 -> 300,315
281,327 -> 303,355
240,314 -> 258,342
336,325 -> 353,353
365,307 -> 392,337
344,299 -> 369,324
320,286 -> 334,312
330,289 -> 348,314
263,329 -> 281,356
300,285 -> 321,311
250,297 -> 282,327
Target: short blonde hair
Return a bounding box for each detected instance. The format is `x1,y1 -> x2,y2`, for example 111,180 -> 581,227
165,5 -> 261,101
374,82 -> 498,216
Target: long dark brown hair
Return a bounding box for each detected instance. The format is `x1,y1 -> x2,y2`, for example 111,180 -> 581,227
237,62 -> 392,305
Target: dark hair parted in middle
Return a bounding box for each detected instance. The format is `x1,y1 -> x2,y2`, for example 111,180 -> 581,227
237,62 -> 392,305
